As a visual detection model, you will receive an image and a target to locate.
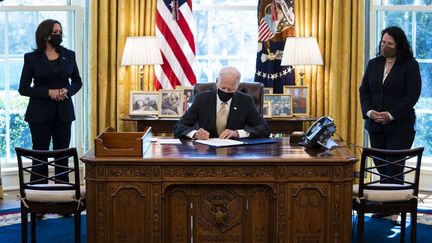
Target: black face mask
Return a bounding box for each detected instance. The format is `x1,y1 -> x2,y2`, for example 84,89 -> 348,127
48,34 -> 62,47
381,46 -> 397,58
218,89 -> 234,102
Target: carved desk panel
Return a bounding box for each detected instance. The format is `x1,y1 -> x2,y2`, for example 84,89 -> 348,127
81,138 -> 356,243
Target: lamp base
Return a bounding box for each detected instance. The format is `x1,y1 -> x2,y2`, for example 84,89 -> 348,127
138,65 -> 144,90
298,72 -> 305,86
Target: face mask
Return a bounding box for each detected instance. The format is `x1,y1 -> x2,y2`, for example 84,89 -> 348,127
218,89 -> 234,102
48,34 -> 62,47
381,45 -> 397,58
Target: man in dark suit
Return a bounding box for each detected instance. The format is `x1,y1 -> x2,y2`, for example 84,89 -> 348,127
174,66 -> 270,139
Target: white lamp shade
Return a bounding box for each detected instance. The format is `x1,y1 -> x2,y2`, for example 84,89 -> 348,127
121,36 -> 163,66
281,37 -> 323,66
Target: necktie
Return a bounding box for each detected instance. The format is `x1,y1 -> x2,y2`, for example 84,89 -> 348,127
216,102 -> 228,135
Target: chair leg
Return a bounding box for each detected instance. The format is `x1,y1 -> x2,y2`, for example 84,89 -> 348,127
358,210 -> 364,243
400,213 -> 406,243
411,211 -> 417,243
21,211 -> 27,243
30,213 -> 36,243
74,212 -> 81,243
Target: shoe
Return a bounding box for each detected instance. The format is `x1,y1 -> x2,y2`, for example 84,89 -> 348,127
391,214 -> 400,225
392,219 -> 401,226
371,213 -> 391,218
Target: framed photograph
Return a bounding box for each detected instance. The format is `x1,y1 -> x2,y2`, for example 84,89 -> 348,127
176,86 -> 194,112
129,91 -> 159,116
264,87 -> 273,95
264,94 -> 292,117
263,101 -> 272,118
159,89 -> 184,117
284,86 -> 308,115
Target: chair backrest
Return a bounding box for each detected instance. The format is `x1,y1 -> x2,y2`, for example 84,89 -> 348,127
15,147 -> 81,200
357,147 -> 424,198
193,82 -> 264,115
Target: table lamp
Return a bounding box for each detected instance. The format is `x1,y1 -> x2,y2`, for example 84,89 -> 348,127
281,37 -> 323,86
121,36 -> 163,90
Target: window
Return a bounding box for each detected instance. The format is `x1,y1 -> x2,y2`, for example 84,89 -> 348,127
0,2 -> 83,170
194,0 -> 258,83
371,1 -> 432,159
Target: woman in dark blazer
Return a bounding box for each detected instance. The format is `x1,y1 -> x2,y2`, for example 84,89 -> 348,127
18,19 -> 82,183
359,26 -> 421,224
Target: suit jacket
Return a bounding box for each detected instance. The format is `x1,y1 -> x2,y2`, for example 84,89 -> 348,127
19,47 -> 82,123
173,90 -> 271,138
359,56 -> 421,133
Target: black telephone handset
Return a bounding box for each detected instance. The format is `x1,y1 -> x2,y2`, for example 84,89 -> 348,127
299,116 -> 337,149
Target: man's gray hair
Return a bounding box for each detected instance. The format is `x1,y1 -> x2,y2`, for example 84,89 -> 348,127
218,66 -> 241,83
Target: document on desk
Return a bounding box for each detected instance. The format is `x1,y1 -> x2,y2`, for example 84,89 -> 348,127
158,139 -> 182,145
194,138 -> 244,147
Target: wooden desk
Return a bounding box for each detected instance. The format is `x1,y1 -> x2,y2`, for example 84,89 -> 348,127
81,138 -> 356,243
121,116 -> 316,135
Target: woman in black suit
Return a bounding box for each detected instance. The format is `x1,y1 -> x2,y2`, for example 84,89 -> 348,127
19,19 -> 82,183
359,26 -> 421,224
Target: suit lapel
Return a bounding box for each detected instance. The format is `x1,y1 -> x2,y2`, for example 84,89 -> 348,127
208,90 -> 218,133
375,57 -> 385,86
226,92 -> 240,128
383,58 -> 402,87
38,52 -> 56,76
57,49 -> 67,79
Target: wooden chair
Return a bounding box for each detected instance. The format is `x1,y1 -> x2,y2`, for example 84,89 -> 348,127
193,82 -> 264,115
352,147 -> 424,243
15,147 -> 86,243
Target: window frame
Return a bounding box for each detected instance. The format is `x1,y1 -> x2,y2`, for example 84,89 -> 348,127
194,3 -> 257,83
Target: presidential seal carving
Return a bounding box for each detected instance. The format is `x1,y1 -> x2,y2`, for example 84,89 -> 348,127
197,189 -> 242,233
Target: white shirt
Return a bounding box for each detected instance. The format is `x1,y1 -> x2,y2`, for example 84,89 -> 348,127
186,93 -> 250,139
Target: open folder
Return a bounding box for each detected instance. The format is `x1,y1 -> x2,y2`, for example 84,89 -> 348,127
194,138 -> 276,147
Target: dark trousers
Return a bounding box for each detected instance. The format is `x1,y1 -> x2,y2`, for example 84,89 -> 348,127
29,118 -> 71,183
369,130 -> 415,184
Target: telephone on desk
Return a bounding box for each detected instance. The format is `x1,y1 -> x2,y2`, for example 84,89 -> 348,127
299,116 -> 337,150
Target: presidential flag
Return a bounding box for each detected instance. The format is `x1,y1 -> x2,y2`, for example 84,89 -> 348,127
155,0 -> 197,90
255,0 -> 296,94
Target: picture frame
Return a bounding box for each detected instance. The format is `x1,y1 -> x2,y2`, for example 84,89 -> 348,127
264,87 -> 273,95
176,86 -> 194,112
284,86 -> 308,115
264,94 -> 293,117
263,101 -> 272,118
158,89 -> 184,117
129,91 -> 159,116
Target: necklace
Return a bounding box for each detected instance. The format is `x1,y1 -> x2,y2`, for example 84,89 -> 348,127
384,57 -> 396,77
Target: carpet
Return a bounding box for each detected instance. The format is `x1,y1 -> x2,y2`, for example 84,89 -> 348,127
352,213 -> 432,243
1,208 -> 431,242
0,208 -> 86,243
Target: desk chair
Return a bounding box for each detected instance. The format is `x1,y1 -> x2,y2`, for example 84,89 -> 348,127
193,82 -> 264,115
352,147 -> 424,243
15,147 -> 86,243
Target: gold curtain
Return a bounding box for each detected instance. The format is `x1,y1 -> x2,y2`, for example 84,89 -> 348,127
88,0 -> 157,144
294,0 -> 365,170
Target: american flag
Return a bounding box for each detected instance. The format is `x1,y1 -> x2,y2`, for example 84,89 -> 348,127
255,0 -> 296,94
258,14 -> 276,42
155,0 -> 197,90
